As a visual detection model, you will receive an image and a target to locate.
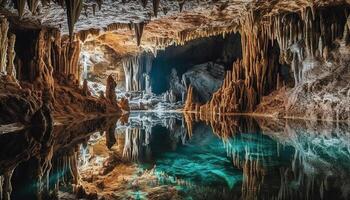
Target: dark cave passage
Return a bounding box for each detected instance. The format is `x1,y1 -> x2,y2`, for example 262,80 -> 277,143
150,33 -> 242,102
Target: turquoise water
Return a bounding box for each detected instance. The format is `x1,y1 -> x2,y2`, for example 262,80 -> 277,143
1,113 -> 350,199
120,113 -> 350,199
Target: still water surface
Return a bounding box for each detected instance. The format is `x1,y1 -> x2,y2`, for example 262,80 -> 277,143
1,112 -> 350,200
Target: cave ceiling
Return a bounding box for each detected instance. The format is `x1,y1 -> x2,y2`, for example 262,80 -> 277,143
1,0 -> 348,57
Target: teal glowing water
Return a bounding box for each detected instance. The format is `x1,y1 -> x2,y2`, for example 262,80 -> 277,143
2,112 -> 350,199
120,113 -> 350,199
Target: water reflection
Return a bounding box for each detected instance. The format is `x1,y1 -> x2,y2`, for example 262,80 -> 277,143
1,112 -> 350,200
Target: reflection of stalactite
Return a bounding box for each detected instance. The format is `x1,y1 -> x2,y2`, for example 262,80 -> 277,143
122,128 -> 144,162
52,149 -> 80,189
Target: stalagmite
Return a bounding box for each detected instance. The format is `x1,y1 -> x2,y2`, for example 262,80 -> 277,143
105,75 -> 117,104
65,0 -> 83,39
82,79 -> 89,96
134,22 -> 145,46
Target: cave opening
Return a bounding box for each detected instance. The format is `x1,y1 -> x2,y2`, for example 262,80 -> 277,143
151,33 -> 242,103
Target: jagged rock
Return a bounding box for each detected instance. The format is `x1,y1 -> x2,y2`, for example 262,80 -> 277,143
181,62 -> 224,102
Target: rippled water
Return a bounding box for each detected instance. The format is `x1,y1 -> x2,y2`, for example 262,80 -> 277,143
1,112 -> 350,200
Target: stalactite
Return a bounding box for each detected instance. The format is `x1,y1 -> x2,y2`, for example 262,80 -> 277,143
178,0 -> 185,12
96,0 -> 102,10
40,0 -> 49,6
13,0 -> 26,18
134,22 -> 145,46
65,0 -> 83,40
121,52 -> 153,92
152,0 -> 160,17
122,60 -> 132,91
92,3 -> 96,16
140,0 -> 147,8
104,22 -> 130,32
27,0 -> 40,14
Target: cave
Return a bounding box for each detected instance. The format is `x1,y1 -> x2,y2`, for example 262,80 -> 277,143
1,1 -> 350,200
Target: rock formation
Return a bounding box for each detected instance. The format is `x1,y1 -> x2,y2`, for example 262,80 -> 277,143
183,4 -> 350,121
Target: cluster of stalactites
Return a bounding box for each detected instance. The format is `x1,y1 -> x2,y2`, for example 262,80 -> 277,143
194,14 -> 277,114
7,0 -> 163,45
121,52 -> 153,92
188,5 -> 350,115
12,0 -> 39,17
269,6 -> 350,85
0,17 -> 17,79
139,0 -> 185,17
8,0 -> 100,39
52,150 -> 80,189
176,25 -> 237,46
